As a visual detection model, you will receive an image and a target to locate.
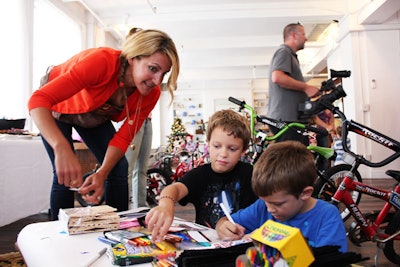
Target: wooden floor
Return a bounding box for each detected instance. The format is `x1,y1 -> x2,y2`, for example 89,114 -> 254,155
0,179 -> 398,266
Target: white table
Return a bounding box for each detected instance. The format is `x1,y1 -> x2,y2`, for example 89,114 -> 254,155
17,213 -> 227,267
0,135 -> 52,226
17,221 -> 140,267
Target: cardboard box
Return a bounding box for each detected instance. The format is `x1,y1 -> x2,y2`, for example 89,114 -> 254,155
59,205 -> 119,234
250,220 -> 314,267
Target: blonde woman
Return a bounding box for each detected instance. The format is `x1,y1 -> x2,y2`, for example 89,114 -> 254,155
28,29 -> 180,220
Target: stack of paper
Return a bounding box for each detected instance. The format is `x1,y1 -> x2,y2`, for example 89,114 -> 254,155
59,205 -> 119,234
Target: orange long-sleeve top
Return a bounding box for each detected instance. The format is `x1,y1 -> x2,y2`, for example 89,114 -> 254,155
28,47 -> 161,153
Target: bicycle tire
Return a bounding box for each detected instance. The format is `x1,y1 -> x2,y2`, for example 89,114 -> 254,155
75,170 -> 105,207
146,168 -> 172,205
313,164 -> 362,221
383,210 -> 400,264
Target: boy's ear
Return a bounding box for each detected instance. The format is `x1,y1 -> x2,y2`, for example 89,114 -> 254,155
301,186 -> 314,199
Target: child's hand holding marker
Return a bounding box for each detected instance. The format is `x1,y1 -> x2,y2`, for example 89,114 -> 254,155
217,203 -> 246,240
219,203 -> 235,224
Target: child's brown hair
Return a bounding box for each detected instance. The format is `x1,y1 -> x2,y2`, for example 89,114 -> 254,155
206,109 -> 251,151
252,141 -> 317,198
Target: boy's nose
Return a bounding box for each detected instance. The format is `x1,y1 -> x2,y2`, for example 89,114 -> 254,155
266,203 -> 276,213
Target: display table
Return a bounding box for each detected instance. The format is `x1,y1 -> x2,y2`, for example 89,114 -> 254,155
0,135 -> 52,227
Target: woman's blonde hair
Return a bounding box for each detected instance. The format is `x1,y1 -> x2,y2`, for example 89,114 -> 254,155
121,29 -> 180,102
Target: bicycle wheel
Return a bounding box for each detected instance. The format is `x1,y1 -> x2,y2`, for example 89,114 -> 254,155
313,164 -> 362,221
146,168 -> 172,205
383,210 -> 400,264
75,170 -> 105,207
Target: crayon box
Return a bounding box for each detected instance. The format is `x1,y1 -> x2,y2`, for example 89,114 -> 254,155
250,220 -> 314,267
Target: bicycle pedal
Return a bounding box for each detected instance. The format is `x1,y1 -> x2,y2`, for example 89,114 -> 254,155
348,221 -> 369,245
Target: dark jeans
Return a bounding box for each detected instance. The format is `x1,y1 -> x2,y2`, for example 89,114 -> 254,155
41,119 -> 128,220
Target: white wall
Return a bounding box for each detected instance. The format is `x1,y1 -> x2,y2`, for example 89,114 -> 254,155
157,81 -> 254,147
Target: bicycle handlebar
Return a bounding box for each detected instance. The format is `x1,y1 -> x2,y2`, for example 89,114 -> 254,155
228,96 -> 244,108
305,124 -> 329,136
320,97 -> 400,169
228,97 -> 328,141
330,69 -> 351,78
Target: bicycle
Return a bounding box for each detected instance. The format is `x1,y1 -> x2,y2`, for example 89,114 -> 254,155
330,169 -> 400,264
312,104 -> 400,220
146,143 -> 209,204
229,91 -> 363,220
307,69 -> 400,221
298,71 -> 400,264
228,97 -> 332,163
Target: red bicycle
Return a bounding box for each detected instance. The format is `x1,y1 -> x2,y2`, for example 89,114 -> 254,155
146,145 -> 209,204
331,171 -> 400,264
303,73 -> 400,264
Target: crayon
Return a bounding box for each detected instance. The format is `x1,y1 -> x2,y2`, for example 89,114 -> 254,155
164,233 -> 182,243
236,254 -> 251,267
154,241 -> 167,251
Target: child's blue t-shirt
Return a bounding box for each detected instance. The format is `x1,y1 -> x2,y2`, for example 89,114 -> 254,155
231,198 -> 348,252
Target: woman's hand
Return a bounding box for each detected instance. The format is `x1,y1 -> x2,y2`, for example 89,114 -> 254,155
145,204 -> 175,242
54,144 -> 83,188
78,172 -> 105,205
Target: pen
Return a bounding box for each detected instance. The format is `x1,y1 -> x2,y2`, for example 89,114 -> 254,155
219,202 -> 235,224
82,247 -> 107,267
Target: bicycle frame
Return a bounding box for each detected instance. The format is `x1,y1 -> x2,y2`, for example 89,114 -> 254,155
228,97 -> 332,163
332,176 -> 400,242
317,95 -> 400,169
342,117 -> 400,167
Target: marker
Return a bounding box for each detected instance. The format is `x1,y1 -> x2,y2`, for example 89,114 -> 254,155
219,202 -> 235,224
97,236 -> 118,245
82,247 -> 107,267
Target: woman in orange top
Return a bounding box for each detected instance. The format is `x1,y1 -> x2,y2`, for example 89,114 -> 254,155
28,29 -> 180,220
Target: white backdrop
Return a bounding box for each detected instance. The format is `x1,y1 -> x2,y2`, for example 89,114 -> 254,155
0,136 -> 52,226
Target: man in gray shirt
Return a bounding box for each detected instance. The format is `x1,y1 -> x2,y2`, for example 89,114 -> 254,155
267,23 -> 319,145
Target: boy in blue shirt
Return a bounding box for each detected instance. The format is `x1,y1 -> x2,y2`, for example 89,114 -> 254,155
216,140 -> 347,252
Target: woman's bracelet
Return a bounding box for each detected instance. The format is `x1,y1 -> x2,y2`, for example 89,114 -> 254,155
159,195 -> 176,203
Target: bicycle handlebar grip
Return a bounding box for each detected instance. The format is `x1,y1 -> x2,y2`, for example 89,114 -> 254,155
330,69 -> 351,78
228,96 -> 245,106
305,125 -> 329,136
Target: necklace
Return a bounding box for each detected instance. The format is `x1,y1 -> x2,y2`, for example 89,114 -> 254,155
121,82 -> 143,151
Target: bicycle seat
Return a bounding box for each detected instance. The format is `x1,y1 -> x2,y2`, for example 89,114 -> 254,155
385,170 -> 400,183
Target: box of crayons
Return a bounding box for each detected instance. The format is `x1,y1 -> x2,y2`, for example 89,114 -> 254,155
105,231 -> 178,266
236,220 -> 314,267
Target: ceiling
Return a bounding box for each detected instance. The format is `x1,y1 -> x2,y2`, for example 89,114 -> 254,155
59,0 -> 399,90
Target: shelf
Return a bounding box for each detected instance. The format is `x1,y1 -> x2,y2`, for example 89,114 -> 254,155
173,95 -> 204,137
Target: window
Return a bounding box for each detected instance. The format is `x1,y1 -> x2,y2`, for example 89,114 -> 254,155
0,0 -> 81,131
